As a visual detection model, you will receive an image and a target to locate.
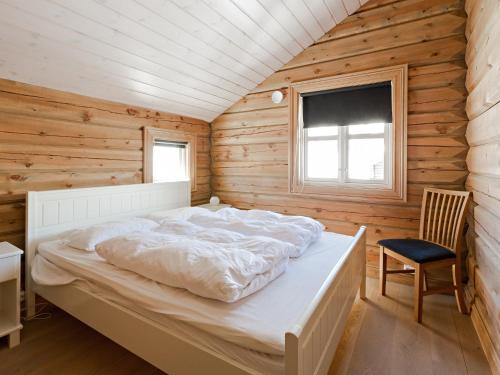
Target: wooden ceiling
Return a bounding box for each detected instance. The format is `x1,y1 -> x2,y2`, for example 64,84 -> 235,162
0,0 -> 364,121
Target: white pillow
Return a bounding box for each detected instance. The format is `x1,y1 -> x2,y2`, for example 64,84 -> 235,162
66,217 -> 159,251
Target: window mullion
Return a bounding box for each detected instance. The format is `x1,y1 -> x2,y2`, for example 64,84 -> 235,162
339,127 -> 347,183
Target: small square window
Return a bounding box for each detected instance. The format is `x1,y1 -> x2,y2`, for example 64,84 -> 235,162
144,127 -> 197,191
152,141 -> 188,183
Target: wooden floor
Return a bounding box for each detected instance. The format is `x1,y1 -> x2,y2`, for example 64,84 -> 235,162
0,278 -> 491,375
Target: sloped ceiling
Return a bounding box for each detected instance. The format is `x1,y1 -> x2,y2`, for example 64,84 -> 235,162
0,0 -> 364,121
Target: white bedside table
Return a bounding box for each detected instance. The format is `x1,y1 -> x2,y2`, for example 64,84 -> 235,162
0,242 -> 23,348
197,203 -> 232,212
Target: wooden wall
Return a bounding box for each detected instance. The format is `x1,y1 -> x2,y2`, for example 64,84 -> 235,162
0,79 -> 211,250
464,0 -> 500,373
211,0 -> 468,284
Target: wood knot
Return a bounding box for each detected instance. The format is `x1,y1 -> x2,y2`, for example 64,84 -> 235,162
436,125 -> 447,134
127,108 -> 139,116
82,111 -> 91,122
25,162 -> 33,168
10,175 -> 27,182
314,69 -> 321,74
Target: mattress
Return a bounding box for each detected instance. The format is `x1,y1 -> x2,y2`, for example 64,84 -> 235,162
33,231 -> 354,371
34,255 -> 284,375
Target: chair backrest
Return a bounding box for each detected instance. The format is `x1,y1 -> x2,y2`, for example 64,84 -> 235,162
419,188 -> 471,253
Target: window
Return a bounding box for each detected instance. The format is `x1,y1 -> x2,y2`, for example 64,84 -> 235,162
152,140 -> 188,183
305,123 -> 390,184
144,127 -> 197,191
290,65 -> 407,202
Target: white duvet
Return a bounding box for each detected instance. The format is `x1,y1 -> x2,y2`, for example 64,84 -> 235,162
96,221 -> 292,302
183,208 -> 324,257
60,207 -> 324,303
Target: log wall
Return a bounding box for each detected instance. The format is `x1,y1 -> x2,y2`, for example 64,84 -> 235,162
211,0 -> 468,285
0,79 -> 211,250
464,0 -> 500,372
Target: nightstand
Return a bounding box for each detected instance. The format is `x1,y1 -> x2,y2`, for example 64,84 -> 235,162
197,203 -> 232,212
0,242 -> 23,348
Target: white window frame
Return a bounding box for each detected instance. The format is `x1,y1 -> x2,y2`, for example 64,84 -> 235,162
289,65 -> 407,203
304,123 -> 392,187
143,127 -> 197,191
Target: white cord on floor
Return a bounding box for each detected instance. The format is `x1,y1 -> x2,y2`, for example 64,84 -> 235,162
21,302 -> 52,321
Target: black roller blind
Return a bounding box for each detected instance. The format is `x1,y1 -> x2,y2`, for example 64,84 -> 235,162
302,81 -> 392,128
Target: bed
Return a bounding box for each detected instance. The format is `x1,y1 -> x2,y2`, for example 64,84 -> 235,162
25,181 -> 366,375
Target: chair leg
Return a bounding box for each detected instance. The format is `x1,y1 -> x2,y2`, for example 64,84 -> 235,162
414,264 -> 424,323
379,246 -> 387,296
453,264 -> 467,314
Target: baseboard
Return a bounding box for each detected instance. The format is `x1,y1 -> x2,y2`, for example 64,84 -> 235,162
470,304 -> 500,375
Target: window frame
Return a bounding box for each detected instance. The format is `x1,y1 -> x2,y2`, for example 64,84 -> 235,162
289,65 -> 407,203
143,127 -> 197,191
304,123 -> 392,186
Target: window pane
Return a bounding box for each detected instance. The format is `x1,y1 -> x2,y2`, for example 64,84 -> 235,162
306,140 -> 338,179
348,123 -> 385,135
153,143 -> 188,183
306,126 -> 338,137
348,138 -> 385,180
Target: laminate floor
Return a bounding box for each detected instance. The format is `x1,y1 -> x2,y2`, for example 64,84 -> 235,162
0,278 -> 491,375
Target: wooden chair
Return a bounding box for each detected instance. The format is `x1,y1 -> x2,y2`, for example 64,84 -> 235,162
378,188 -> 471,323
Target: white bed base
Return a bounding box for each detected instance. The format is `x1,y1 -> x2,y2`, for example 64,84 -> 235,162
25,182 -> 366,375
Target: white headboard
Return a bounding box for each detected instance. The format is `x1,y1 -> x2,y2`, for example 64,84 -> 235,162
25,181 -> 190,316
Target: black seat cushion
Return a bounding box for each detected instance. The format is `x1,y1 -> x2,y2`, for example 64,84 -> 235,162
378,238 -> 455,263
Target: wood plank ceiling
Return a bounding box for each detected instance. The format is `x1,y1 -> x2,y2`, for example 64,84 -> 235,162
0,0 -> 364,121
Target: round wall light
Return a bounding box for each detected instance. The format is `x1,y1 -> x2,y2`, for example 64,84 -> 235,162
271,90 -> 284,104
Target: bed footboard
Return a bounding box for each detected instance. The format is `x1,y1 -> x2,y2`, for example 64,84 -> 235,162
285,226 -> 366,375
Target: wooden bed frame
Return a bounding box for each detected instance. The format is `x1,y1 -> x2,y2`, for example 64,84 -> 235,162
25,182 -> 367,375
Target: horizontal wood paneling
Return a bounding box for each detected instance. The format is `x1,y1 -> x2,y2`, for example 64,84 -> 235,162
464,0 -> 500,373
211,0 -> 468,286
0,78 -> 211,249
